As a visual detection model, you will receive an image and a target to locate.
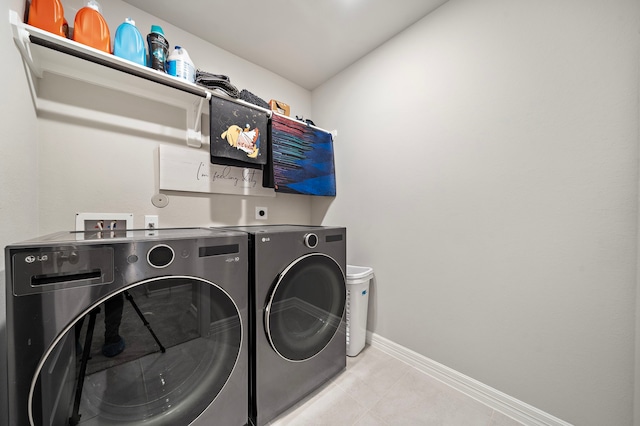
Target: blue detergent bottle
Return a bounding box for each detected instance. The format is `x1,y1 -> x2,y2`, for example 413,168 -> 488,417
113,18 -> 146,66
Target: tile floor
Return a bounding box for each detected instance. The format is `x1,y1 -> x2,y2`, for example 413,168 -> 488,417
270,345 -> 524,426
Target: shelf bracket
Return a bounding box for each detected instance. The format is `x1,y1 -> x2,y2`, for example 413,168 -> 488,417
10,10 -> 43,78
186,93 -> 210,148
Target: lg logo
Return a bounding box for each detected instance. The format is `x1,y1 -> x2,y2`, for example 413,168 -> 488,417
25,255 -> 48,263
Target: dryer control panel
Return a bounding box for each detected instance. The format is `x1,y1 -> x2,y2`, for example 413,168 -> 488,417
304,233 -> 318,248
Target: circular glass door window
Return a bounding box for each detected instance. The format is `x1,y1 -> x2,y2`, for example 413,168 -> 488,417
265,254 -> 346,361
30,276 -> 242,426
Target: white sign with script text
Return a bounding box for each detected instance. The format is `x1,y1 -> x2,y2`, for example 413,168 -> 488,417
159,145 -> 275,197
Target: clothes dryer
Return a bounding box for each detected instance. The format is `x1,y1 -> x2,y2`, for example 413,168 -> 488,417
228,225 -> 347,426
6,228 -> 248,426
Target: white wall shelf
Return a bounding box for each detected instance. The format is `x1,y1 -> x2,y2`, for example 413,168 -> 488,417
9,9 -> 215,148
9,10 -> 336,147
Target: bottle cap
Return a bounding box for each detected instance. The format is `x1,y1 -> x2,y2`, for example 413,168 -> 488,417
150,25 -> 165,35
87,0 -> 102,13
125,17 -> 136,26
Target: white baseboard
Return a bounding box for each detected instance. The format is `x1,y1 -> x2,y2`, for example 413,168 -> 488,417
367,332 -> 572,426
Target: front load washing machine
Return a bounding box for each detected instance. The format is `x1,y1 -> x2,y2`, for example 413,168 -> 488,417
6,228 -> 249,426
227,225 -> 347,426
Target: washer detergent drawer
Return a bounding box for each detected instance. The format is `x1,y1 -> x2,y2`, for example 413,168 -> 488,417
11,246 -> 114,295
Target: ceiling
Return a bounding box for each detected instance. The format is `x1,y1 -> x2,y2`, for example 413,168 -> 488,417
121,0 -> 449,90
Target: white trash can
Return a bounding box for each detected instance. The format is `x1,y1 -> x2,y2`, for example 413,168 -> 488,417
345,265 -> 374,357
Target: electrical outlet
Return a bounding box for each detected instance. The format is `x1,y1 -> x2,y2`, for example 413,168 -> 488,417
145,215 -> 159,229
256,207 -> 268,220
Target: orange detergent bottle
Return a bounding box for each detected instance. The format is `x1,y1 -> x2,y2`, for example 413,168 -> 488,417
28,0 -> 68,38
73,0 -> 111,53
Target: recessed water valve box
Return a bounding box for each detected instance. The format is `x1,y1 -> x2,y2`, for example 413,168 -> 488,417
76,213 -> 133,232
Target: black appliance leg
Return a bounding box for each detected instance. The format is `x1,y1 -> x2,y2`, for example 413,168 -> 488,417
69,307 -> 100,426
124,290 -> 166,353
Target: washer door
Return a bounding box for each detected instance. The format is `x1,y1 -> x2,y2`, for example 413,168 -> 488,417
265,253 -> 346,361
30,276 -> 242,426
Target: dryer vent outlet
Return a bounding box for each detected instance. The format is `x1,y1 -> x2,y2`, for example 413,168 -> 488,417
256,207 -> 268,220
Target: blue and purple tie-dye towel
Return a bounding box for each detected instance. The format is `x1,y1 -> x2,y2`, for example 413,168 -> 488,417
271,114 -> 336,196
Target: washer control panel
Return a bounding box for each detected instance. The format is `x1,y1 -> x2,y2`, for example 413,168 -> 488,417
147,244 -> 175,268
304,233 -> 318,248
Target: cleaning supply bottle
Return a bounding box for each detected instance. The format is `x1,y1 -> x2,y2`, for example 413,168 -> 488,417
113,18 -> 146,66
27,0 -> 68,38
167,46 -> 196,83
147,25 -> 169,72
73,0 -> 111,53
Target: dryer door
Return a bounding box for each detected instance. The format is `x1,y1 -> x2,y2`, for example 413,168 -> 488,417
29,276 -> 242,426
265,253 -> 346,361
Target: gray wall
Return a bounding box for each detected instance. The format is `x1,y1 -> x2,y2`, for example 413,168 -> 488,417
312,1 -> 639,425
32,0 -> 316,235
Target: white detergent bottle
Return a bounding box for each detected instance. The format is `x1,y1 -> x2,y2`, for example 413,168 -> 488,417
167,45 -> 196,83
